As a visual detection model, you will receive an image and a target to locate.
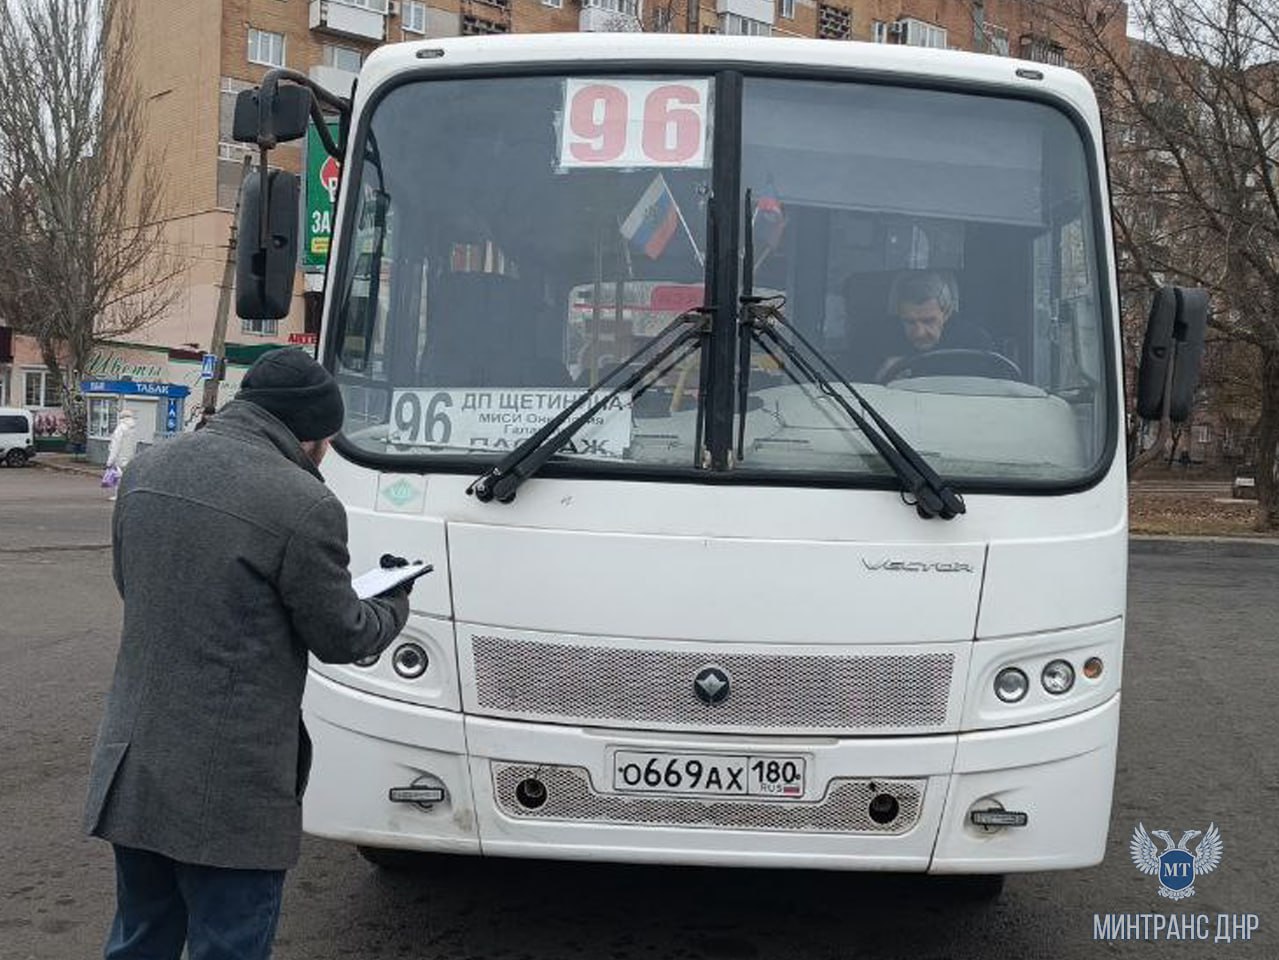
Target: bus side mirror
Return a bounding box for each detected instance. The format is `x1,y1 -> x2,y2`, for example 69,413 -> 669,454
231,86 -> 311,145
1135,286 -> 1208,423
235,170 -> 300,321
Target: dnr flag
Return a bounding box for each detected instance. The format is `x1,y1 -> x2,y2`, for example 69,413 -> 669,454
753,180 -> 786,251
621,174 -> 680,260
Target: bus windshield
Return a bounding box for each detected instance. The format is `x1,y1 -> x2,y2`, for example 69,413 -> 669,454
330,70 -> 1111,487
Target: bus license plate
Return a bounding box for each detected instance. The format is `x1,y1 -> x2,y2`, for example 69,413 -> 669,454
613,751 -> 806,799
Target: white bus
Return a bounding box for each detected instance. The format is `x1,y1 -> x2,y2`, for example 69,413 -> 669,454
230,34 -> 1204,893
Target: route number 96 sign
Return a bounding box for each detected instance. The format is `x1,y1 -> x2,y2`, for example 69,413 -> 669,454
559,78 -> 711,170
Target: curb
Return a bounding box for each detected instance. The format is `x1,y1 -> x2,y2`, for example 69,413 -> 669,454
1131,535 -> 1279,557
31,460 -> 101,478
0,544 -> 112,554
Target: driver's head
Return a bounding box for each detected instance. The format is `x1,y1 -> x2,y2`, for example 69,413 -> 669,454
893,272 -> 956,352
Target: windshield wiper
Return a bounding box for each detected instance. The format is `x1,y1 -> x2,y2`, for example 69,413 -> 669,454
735,189 -> 961,520
467,307 -> 711,504
741,300 -> 965,520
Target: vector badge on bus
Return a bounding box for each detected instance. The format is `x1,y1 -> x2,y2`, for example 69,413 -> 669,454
693,666 -> 731,706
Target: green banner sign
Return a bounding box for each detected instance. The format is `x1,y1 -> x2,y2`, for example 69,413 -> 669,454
304,121 -> 341,273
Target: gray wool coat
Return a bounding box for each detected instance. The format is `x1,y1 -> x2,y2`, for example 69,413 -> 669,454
84,400 -> 409,870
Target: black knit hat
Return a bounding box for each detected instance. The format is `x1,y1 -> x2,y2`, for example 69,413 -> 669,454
237,348 -> 344,441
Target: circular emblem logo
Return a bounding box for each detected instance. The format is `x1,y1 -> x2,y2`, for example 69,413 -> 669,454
319,156 -> 341,203
693,666 -> 731,706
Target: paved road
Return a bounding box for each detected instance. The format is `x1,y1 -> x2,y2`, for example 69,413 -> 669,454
1,465 -> 1275,959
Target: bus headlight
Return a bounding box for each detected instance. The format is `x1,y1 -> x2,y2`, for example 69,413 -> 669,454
392,643 -> 429,679
1041,659 -> 1075,695
994,667 -> 1028,703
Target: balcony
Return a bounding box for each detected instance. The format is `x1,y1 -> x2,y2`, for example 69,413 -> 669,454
715,0 -> 774,26
579,0 -> 641,33
1020,34 -> 1067,66
309,0 -> 386,42
719,12 -> 771,35
309,64 -> 358,99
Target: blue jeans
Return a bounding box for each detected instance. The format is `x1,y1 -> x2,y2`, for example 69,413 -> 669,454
105,845 -> 286,960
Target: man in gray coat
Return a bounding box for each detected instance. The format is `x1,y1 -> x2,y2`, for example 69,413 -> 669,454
85,348 -> 412,960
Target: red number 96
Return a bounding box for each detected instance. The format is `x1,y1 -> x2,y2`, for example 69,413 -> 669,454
568,82 -> 702,165
568,83 -> 628,162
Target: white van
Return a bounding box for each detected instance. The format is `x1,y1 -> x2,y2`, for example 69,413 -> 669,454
0,407 -> 35,467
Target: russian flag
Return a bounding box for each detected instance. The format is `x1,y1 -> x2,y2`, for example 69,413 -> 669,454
621,175 -> 680,260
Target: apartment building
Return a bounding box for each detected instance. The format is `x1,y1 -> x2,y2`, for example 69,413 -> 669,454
0,0 -> 1126,431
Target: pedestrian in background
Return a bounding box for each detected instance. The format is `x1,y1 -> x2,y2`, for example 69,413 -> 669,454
84,348 -> 414,960
102,409 -> 137,501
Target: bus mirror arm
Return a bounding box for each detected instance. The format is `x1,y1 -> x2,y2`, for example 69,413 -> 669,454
232,69 -> 350,152
1131,287 -> 1208,470
231,70 -> 350,250
229,70 -> 351,319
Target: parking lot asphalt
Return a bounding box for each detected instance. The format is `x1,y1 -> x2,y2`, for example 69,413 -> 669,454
1,467 -> 1274,959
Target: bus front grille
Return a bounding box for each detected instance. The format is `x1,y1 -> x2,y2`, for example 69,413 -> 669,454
491,763 -> 924,834
470,634 -> 956,733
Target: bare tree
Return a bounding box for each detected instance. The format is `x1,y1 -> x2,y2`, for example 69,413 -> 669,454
1049,0 -> 1279,527
0,0 -> 180,446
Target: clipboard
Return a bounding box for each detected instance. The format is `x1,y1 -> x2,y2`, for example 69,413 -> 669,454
352,561 -> 433,600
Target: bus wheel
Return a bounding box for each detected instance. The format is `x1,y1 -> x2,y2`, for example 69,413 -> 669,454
5,449 -> 29,467
356,845 -> 427,871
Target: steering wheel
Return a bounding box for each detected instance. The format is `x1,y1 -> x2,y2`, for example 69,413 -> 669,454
878,348 -> 1023,383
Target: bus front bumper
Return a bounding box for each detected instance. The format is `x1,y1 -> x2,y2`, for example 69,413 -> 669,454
302,672 -> 1118,873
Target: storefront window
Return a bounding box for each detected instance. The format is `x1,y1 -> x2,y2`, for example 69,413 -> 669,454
89,397 -> 119,439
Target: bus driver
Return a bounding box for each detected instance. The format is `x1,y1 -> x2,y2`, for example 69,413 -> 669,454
873,271 -> 994,379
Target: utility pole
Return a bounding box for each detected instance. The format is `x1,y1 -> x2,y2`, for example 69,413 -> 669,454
203,155 -> 253,412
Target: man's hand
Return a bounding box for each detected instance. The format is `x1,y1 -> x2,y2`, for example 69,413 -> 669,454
382,580 -> 414,599
378,554 -> 422,596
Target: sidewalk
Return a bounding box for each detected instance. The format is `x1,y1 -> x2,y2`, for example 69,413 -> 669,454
31,452 -> 103,478
1131,534 -> 1279,556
